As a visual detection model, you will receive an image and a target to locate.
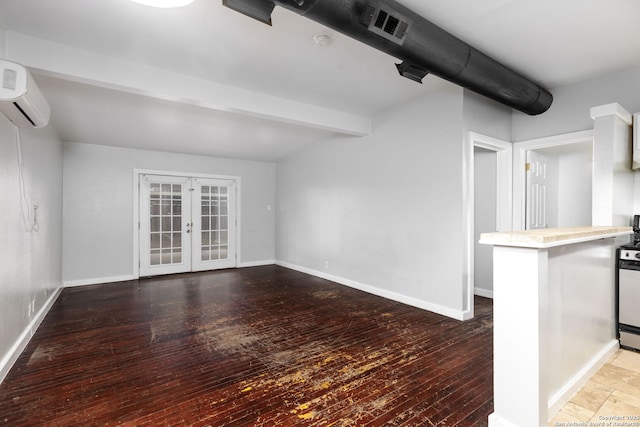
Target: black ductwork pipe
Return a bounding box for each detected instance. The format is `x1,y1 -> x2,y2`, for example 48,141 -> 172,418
224,0 -> 553,115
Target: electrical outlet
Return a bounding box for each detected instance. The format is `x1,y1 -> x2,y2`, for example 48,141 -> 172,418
323,261 -> 329,269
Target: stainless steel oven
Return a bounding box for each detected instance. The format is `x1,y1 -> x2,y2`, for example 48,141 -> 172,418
618,246 -> 640,351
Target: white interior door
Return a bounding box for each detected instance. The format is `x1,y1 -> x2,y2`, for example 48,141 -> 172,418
191,178 -> 237,272
139,174 -> 237,276
526,151 -> 549,229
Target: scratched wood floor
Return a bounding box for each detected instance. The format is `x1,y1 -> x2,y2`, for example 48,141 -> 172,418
0,265 -> 493,426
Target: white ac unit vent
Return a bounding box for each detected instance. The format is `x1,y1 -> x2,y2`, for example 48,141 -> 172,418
0,59 -> 50,128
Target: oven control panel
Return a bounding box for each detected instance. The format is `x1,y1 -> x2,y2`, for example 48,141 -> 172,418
620,249 -> 640,261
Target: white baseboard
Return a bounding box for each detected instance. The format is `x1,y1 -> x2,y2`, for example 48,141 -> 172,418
275,260 -> 466,321
547,339 -> 619,418
238,259 -> 275,268
64,262 -> 279,287
474,287 -> 494,299
63,274 -> 137,288
0,286 -> 62,384
488,413 -> 520,427
63,263 -> 278,287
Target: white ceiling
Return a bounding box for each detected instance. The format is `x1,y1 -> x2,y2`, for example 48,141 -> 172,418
1,0 -> 640,161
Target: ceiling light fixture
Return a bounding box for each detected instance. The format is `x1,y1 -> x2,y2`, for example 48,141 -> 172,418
130,0 -> 194,8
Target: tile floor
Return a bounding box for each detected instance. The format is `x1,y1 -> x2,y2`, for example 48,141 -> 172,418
550,348 -> 640,426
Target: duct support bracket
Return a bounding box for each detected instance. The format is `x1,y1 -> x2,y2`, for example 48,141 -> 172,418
223,0 -> 275,25
396,61 -> 429,83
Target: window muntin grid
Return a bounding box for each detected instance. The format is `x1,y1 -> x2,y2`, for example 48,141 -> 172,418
149,183 -> 183,266
200,185 -> 229,261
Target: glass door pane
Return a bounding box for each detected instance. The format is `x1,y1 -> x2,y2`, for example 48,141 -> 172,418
200,185 -> 229,261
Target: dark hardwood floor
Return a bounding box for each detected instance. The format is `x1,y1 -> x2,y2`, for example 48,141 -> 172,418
0,266 -> 493,426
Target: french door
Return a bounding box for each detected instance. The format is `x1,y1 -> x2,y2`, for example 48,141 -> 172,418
139,174 -> 237,276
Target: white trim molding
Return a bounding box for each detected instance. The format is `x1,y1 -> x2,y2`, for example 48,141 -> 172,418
0,286 -> 62,384
590,103 -> 633,125
474,288 -> 494,299
238,260 -> 275,268
64,261 -> 276,286
64,275 -> 137,288
276,261 -> 468,321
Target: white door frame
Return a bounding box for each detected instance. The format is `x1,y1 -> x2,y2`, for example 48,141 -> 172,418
513,130 -> 593,230
463,132 -> 512,320
132,169 -> 241,279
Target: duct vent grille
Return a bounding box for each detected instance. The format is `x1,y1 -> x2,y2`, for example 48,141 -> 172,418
383,15 -> 399,35
367,7 -> 410,45
374,10 -> 388,29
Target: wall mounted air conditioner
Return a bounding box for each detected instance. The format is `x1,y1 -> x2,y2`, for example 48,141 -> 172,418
0,59 -> 50,128
634,112 -> 640,170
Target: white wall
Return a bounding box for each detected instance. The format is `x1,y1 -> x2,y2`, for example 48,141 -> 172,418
275,82 -> 514,319
558,145 -> 593,227
0,115 -> 63,381
0,23 -> 6,58
463,90 -> 512,142
63,143 -> 275,284
277,83 -> 471,318
512,66 -> 640,142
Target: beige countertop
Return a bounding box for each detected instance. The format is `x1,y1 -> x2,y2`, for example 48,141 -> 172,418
479,226 -> 633,248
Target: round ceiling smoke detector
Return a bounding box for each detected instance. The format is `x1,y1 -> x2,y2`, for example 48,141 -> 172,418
313,34 -> 332,47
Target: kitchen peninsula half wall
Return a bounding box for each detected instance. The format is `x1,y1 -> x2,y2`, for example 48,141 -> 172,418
480,226 -> 632,427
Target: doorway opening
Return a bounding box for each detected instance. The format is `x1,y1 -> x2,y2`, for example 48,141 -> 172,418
464,132 -> 512,318
474,146 -> 497,298
513,130 -> 594,230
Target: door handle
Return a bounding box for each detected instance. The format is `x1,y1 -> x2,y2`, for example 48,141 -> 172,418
186,222 -> 192,233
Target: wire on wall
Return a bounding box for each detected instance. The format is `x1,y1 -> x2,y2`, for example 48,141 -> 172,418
15,126 -> 39,232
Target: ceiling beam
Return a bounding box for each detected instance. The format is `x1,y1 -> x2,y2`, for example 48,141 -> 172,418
5,31 -> 371,136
